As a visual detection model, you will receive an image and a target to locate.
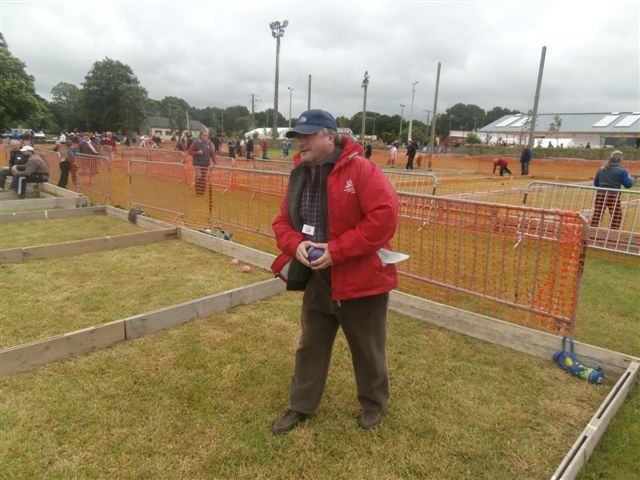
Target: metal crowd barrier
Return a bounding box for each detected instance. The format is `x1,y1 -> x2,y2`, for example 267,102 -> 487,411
523,181 -> 639,255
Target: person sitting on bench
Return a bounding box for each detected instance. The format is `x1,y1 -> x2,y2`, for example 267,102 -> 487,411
11,146 -> 49,198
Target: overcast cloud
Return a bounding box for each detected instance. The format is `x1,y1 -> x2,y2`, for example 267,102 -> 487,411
1,0 -> 638,122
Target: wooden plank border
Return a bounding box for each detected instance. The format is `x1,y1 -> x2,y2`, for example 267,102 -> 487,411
104,205 -> 176,231
0,278 -> 285,377
0,206 -> 107,223
551,361 -> 639,480
389,290 -> 639,378
0,227 -> 178,263
0,320 -> 126,377
42,183 -> 83,197
124,278 -> 284,339
177,226 -> 276,270
0,196 -> 90,212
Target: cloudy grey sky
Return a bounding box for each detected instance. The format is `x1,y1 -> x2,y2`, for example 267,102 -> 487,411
2,0 -> 638,121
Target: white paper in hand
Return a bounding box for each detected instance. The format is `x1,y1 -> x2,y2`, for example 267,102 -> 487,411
377,248 -> 410,266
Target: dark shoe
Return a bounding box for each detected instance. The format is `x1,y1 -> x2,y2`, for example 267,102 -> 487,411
357,410 -> 383,430
271,409 -> 310,435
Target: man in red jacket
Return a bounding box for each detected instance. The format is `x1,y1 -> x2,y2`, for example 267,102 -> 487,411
271,109 -> 399,434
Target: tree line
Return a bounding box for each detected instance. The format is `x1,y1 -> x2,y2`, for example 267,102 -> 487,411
2,34 -> 519,142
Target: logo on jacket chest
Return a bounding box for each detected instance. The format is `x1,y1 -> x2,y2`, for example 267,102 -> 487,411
344,179 -> 356,194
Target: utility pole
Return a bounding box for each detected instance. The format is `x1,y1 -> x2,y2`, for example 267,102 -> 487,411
270,20 -> 289,139
372,113 -> 376,137
307,74 -> 311,110
428,62 -> 442,170
528,46 -> 547,148
247,94 -> 259,130
424,109 -> 432,134
398,104 -> 405,139
407,81 -> 418,141
287,86 -> 294,128
361,70 -> 369,145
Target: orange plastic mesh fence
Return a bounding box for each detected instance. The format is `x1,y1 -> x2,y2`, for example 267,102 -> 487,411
33,152 -> 588,334
116,161 -> 587,334
393,194 -> 586,334
128,159 -> 188,224
523,181 -> 640,256
39,150 -> 62,185
73,154 -> 114,204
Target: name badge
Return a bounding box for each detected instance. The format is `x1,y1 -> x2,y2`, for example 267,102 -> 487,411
302,224 -> 315,236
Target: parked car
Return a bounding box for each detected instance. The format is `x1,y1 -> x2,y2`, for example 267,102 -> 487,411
33,131 -> 46,139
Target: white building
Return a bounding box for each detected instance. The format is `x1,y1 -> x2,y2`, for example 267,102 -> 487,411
478,112 -> 640,148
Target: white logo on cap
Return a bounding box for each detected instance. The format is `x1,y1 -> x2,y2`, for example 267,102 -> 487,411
299,116 -> 307,123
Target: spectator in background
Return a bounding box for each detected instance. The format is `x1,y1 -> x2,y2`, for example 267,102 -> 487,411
212,134 -> 221,154
78,133 -> 99,155
492,157 -> 512,176
0,139 -> 27,191
590,150 -> 634,230
365,143 -> 372,159
101,131 -> 117,154
520,146 -> 532,175
11,146 -> 49,198
58,140 -> 78,188
176,135 -> 186,152
387,143 -> 398,167
281,139 -> 289,158
227,138 -> 236,159
405,139 -> 417,170
585,142 -> 591,149
188,130 -> 217,195
246,137 -> 255,160
261,138 -> 269,159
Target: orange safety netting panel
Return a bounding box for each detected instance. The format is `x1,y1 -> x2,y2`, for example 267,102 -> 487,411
393,193 -> 586,334
50,157 -> 589,334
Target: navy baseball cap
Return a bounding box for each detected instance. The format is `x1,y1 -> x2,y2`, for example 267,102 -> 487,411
286,109 -> 337,138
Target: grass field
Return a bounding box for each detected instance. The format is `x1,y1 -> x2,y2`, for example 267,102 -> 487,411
0,239 -> 271,348
0,293 -> 610,479
0,215 -> 142,249
1,156 -> 637,477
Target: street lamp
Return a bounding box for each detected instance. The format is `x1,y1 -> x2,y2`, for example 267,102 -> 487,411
423,109 -> 431,133
398,104 -> 405,139
287,87 -> 294,129
270,20 -> 289,139
407,81 -> 418,141
361,70 -> 369,145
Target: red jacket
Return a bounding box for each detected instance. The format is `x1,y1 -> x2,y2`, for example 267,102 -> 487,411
272,137 -> 399,300
492,157 -> 508,174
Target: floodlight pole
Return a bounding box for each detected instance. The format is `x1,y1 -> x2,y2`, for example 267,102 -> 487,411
407,81 -> 418,141
398,104 -> 405,139
287,86 -> 294,129
270,20 -> 288,139
528,46 -> 546,148
428,62 -> 442,170
307,74 -> 312,110
361,70 -> 369,145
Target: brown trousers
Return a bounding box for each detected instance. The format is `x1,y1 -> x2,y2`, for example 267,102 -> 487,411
289,274 -> 390,415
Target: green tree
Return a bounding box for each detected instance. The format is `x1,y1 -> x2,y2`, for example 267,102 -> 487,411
485,106 -> 520,125
0,33 -> 46,130
548,114 -> 562,146
50,82 -> 82,131
466,132 -> 483,145
82,57 -> 147,132
162,97 -> 189,133
144,98 -> 163,116
446,103 -> 486,132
